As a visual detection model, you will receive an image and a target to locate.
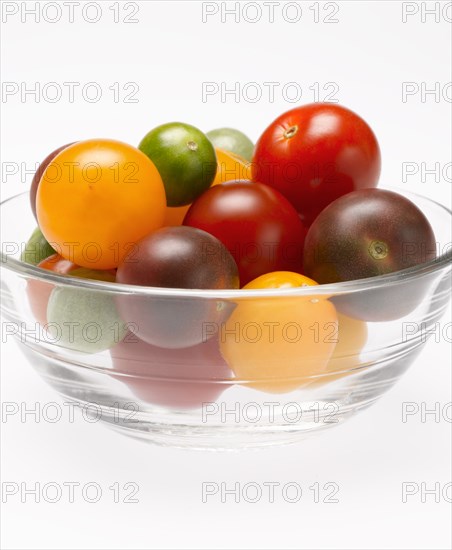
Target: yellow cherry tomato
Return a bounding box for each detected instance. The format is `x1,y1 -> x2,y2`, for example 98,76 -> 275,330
312,313 -> 368,386
244,271 -> 318,290
36,139 -> 166,269
220,271 -> 338,393
163,204 -> 191,227
212,148 -> 251,186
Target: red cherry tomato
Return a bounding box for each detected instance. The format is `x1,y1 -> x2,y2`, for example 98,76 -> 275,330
110,333 -> 232,410
183,181 -> 306,286
27,254 -> 79,325
252,103 -> 381,226
27,254 -> 115,325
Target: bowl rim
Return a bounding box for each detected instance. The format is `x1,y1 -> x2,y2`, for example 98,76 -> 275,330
1,190 -> 451,299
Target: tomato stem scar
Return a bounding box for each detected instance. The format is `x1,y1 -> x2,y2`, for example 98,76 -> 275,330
284,125 -> 298,139
369,240 -> 388,260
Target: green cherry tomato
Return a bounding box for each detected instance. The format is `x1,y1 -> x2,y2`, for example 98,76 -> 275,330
138,122 -> 217,207
47,287 -> 126,354
206,128 -> 254,161
21,227 -> 56,266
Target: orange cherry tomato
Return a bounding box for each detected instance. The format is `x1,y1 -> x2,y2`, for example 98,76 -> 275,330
212,148 -> 251,186
312,313 -> 368,386
36,139 -> 166,269
244,271 -> 318,290
163,204 -> 191,227
220,271 -> 338,393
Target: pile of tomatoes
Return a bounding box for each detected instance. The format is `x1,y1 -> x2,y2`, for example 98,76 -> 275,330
23,103 -> 437,405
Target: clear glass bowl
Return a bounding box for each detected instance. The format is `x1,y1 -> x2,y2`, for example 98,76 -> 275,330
1,190 -> 451,449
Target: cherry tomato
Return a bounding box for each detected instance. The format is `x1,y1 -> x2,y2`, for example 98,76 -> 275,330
303,189 -> 437,321
21,227 -> 56,266
138,122 -> 216,207
220,272 -> 338,393
47,284 -> 124,354
36,139 -> 166,269
27,254 -> 79,325
245,271 -> 317,289
116,226 -> 239,290
30,142 -> 75,220
310,313 -> 368,386
212,148 -> 251,186
304,189 -> 436,282
163,204 -> 191,227
183,181 -> 307,286
207,128 -> 254,161
110,333 -> 232,410
38,253 -> 79,273
116,226 -> 239,348
27,253 -> 115,325
252,103 -> 381,226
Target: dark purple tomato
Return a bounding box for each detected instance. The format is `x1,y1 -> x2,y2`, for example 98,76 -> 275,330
115,226 -> 239,348
303,189 -> 437,321
331,273 -> 439,322
30,142 -> 75,220
183,180 -> 307,286
116,226 -> 239,289
303,189 -> 436,282
110,332 -> 232,410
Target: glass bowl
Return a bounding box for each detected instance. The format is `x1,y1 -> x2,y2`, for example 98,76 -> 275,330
1,190 -> 451,450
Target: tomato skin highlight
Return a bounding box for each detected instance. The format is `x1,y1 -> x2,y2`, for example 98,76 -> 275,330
252,103 -> 381,227
244,271 -> 318,290
183,181 -> 307,286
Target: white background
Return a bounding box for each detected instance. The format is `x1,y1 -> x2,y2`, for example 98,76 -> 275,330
1,1 -> 451,549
